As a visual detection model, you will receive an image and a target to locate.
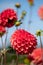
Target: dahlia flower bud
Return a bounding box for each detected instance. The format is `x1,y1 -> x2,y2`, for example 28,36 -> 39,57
20,11 -> 26,20
36,30 -> 41,36
10,29 -> 37,54
22,11 -> 26,16
28,48 -> 43,65
15,21 -> 22,27
15,3 -> 21,8
24,58 -> 30,64
0,26 -> 6,37
1,9 -> 17,28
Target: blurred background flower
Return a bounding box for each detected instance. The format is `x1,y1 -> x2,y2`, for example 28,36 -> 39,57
28,0 -> 34,6
38,5 -> 43,20
28,48 -> 43,65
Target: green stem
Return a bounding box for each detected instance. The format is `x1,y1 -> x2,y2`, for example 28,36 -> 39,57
1,37 -> 3,49
15,8 -> 19,65
3,54 -> 6,65
29,6 -> 33,24
28,6 -> 33,31
15,26 -> 18,65
3,28 -> 8,65
40,35 -> 43,48
16,52 -> 18,65
40,36 -> 43,65
5,28 -> 8,48
1,55 -> 3,65
1,37 -> 4,65
16,26 -> 18,30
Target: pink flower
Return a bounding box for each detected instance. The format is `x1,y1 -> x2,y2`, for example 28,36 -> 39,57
10,29 -> 37,54
28,48 -> 43,64
0,14 -> 6,36
38,5 -> 43,20
0,26 -> 6,36
0,14 -> 3,25
1,8 -> 17,27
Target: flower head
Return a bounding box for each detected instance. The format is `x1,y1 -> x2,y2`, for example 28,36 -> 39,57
10,29 -> 37,54
38,5 -> 43,20
1,8 -> 17,28
0,14 -> 6,36
28,48 -> 43,64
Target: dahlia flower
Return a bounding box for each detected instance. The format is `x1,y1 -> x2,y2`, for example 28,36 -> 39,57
38,5 -> 43,20
28,48 -> 43,64
10,29 -> 37,54
0,13 -> 3,25
1,8 -> 17,27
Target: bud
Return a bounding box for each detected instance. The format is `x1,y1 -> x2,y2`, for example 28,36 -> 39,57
15,3 -> 21,8
22,11 -> 26,16
36,30 -> 41,36
15,21 -> 22,26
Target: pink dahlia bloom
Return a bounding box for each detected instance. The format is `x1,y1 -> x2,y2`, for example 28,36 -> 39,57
38,5 -> 43,20
0,26 -> 6,36
0,14 -> 6,36
28,48 -> 43,64
0,14 -> 3,25
10,29 -> 37,54
1,9 -> 17,27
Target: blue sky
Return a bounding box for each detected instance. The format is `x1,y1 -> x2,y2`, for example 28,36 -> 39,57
0,0 -> 43,48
